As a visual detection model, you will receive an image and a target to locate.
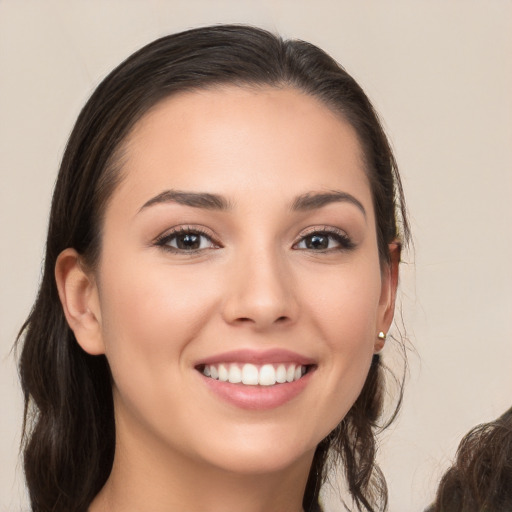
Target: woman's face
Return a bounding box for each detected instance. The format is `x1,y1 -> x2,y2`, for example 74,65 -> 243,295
84,86 -> 396,474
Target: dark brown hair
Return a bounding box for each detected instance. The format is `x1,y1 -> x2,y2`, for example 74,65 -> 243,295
17,24 -> 409,512
426,407 -> 512,512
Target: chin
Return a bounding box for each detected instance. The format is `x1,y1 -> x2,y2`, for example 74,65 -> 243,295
203,445 -> 315,476
188,423 -> 322,476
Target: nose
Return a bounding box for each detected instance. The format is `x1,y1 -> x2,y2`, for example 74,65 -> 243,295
221,246 -> 299,330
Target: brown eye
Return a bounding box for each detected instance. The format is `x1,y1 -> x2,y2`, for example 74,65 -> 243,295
156,228 -> 218,253
304,234 -> 329,250
294,230 -> 355,252
175,233 -> 202,250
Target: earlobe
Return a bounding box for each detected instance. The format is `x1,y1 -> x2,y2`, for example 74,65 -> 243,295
374,331 -> 387,353
376,241 -> 401,352
55,248 -> 105,355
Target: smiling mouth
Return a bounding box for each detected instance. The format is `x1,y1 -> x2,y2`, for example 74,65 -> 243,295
196,363 -> 315,387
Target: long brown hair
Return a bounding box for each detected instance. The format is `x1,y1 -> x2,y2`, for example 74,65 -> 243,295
17,24 -> 409,512
427,407 -> 512,512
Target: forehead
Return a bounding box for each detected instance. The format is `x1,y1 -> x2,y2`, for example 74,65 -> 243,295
112,85 -> 372,214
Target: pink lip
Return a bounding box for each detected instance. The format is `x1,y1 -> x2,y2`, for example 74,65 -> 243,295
194,349 -> 317,410
195,348 -> 316,366
198,369 -> 315,410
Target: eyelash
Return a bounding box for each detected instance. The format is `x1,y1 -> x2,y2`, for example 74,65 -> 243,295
154,226 -> 355,254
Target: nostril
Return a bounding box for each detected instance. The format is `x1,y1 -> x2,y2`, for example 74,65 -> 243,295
233,315 -> 290,326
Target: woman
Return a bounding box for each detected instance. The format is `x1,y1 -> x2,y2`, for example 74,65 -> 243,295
17,25 -> 408,512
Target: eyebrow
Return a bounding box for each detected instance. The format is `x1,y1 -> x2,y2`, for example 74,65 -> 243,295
138,189 -> 366,217
139,190 -> 231,212
291,191 -> 366,217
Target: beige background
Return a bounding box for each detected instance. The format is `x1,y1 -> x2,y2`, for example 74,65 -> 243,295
1,1 -> 511,511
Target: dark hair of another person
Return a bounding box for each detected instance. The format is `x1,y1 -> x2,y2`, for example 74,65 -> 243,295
426,407 -> 512,512
16,24 -> 409,512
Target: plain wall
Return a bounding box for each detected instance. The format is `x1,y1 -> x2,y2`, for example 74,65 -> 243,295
1,1 -> 511,510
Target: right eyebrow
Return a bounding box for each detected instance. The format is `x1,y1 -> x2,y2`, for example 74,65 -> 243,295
138,190 -> 232,213
291,190 -> 367,218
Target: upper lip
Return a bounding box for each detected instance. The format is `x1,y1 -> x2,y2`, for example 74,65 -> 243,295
195,348 -> 317,367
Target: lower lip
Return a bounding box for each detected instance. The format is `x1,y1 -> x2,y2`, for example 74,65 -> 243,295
199,369 -> 315,410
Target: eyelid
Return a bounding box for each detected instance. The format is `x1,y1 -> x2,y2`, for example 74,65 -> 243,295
299,225 -> 348,237
296,225 -> 350,241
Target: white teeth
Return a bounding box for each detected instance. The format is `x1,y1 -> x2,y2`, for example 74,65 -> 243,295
201,362 -> 309,386
276,364 -> 287,383
228,364 -> 242,383
242,364 -> 259,385
218,364 -> 229,382
259,364 -> 276,386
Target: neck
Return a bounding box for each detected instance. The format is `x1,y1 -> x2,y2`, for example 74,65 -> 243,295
89,411 -> 313,512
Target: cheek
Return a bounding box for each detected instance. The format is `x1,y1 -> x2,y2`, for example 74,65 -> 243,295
95,257 -> 224,437
306,257 -> 383,349
301,257 -> 382,420
96,256 -> 218,385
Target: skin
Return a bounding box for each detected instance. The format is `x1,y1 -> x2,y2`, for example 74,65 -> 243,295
56,86 -> 398,512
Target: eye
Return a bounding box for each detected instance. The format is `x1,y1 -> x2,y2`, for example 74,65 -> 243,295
294,228 -> 355,252
155,227 -> 219,253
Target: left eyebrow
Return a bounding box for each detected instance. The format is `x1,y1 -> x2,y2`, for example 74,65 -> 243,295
291,190 -> 366,218
138,190 -> 232,212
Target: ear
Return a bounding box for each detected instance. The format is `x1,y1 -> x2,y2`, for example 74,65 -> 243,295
55,248 -> 105,355
375,241 -> 401,353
